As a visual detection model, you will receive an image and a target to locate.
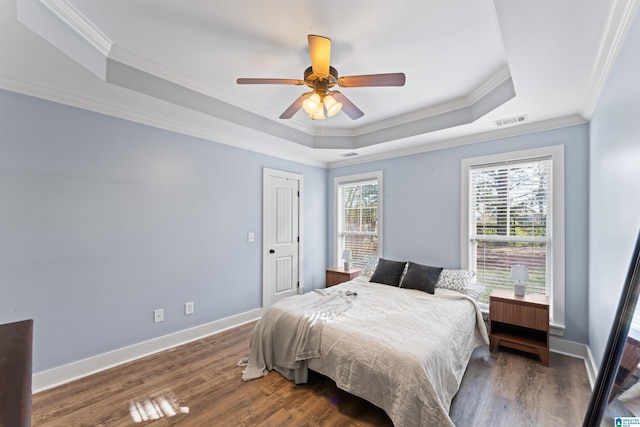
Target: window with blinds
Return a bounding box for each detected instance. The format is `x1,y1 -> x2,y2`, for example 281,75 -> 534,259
336,172 -> 382,268
470,157 -> 552,304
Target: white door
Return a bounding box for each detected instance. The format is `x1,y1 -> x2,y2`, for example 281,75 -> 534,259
263,169 -> 302,308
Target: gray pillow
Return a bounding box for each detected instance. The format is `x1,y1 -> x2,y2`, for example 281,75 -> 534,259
369,258 -> 407,286
399,262 -> 443,294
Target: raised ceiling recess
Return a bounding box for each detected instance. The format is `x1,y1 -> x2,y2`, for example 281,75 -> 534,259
10,0 -> 635,160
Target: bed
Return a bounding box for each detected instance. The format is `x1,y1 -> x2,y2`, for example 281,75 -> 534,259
240,263 -> 489,427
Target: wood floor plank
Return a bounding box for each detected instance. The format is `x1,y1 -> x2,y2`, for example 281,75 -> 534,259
450,347 -> 592,426
32,321 -> 591,426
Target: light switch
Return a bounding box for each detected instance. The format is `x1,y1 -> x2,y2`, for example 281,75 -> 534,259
248,232 -> 255,243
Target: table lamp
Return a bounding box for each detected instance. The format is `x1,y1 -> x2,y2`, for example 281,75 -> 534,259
510,265 -> 529,296
342,250 -> 352,270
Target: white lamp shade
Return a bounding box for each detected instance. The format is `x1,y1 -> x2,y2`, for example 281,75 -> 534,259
342,249 -> 352,261
302,93 -> 321,115
324,94 -> 342,117
310,106 -> 325,120
510,265 -> 529,281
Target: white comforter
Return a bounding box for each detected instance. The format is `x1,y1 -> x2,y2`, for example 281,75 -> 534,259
244,276 -> 489,427
241,287 -> 356,383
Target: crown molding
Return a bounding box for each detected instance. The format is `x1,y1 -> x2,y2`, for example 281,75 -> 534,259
310,66 -> 513,138
39,0 -> 112,55
468,65 -> 512,105
17,0 -> 593,164
107,45 -> 286,124
104,51 -> 515,150
327,114 -> 587,169
580,0 -> 640,119
17,0 -> 517,151
0,73 -> 588,171
107,44 -> 515,149
17,0 -> 110,79
0,75 -> 328,168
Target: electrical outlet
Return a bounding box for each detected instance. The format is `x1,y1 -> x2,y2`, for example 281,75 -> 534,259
154,308 -> 164,323
185,302 -> 194,315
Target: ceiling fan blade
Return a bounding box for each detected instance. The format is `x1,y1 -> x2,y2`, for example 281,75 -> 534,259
279,92 -> 312,119
237,78 -> 304,85
338,73 -> 406,87
331,91 -> 364,120
308,35 -> 331,77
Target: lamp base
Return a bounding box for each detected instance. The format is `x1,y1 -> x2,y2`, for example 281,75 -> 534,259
514,283 -> 526,296
344,261 -> 350,271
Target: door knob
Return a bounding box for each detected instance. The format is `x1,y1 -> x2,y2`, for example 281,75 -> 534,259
269,249 -> 275,254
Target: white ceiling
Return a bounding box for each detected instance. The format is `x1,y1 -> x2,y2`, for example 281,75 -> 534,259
1,0 -> 638,166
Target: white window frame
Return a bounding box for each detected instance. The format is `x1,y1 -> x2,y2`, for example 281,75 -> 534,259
334,171 -> 383,267
461,146 -> 565,336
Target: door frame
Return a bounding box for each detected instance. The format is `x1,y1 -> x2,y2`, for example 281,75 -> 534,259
262,168 -> 304,308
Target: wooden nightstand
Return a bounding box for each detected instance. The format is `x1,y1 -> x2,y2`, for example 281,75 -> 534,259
489,289 -> 550,366
326,267 -> 363,287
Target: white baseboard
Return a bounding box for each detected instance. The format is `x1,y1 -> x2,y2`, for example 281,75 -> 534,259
549,336 -> 597,389
33,312 -> 599,394
32,308 -> 263,392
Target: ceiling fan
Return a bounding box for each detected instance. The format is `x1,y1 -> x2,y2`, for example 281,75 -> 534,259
237,35 -> 406,120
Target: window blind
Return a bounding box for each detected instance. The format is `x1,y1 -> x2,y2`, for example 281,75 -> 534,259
338,178 -> 379,268
470,157 -> 552,303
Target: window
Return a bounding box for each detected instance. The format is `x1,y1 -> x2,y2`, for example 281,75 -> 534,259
471,159 -> 551,300
461,146 -> 565,335
335,171 -> 383,268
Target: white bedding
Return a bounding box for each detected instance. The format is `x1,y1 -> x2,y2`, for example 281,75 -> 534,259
240,287 -> 356,383
243,275 -> 489,427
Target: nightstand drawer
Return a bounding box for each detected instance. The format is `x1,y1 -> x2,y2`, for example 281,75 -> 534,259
490,300 -> 548,331
326,267 -> 362,287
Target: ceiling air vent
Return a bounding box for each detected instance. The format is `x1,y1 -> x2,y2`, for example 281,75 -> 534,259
341,152 -> 358,157
494,114 -> 528,127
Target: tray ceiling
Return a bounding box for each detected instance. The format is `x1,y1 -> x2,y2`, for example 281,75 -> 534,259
2,0 -> 637,165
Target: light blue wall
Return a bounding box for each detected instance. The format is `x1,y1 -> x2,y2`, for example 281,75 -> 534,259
328,125 -> 590,344
589,12 -> 640,367
0,89 -> 326,372
1,70 -> 606,372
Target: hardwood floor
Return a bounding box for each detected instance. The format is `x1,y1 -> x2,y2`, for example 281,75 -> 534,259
450,347 -> 592,426
32,321 -> 592,426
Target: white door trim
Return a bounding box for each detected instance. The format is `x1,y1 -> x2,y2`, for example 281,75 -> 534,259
262,168 -> 304,308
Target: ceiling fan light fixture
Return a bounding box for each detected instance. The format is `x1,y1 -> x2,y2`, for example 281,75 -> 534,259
324,94 -> 342,117
303,92 -> 322,115
309,105 -> 326,120
237,34 -> 405,121
302,98 -> 313,114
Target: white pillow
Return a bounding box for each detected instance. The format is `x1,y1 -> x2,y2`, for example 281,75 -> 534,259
436,269 -> 475,293
463,282 -> 485,301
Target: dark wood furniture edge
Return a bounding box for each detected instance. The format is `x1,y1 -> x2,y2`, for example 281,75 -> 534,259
326,267 -> 363,287
0,319 -> 34,427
